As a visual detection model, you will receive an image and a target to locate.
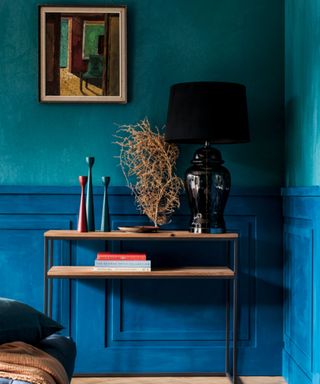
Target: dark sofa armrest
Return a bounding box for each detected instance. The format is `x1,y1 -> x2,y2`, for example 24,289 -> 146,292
37,334 -> 76,381
0,334 -> 76,384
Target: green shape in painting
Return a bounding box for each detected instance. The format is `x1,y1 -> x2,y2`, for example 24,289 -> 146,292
83,23 -> 105,59
60,19 -> 69,68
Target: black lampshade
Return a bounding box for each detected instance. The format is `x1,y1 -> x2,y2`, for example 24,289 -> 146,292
165,82 -> 250,144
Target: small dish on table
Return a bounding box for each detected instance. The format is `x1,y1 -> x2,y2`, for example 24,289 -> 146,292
118,226 -> 159,233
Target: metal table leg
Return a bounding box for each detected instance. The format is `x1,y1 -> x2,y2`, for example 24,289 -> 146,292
44,237 -> 48,315
232,239 -> 238,384
48,239 -> 53,318
225,242 -> 230,376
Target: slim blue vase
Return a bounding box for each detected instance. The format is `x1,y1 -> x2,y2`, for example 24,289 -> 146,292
101,176 -> 111,232
86,156 -> 95,231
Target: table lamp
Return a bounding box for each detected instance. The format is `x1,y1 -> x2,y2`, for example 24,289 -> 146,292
165,82 -> 249,234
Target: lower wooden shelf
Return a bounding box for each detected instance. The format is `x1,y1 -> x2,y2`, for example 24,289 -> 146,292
47,266 -> 235,279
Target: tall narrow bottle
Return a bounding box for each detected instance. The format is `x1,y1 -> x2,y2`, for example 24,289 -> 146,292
78,176 -> 88,232
86,156 -> 95,231
101,176 -> 111,232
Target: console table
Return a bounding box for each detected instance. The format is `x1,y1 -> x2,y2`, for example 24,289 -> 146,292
43,230 -> 239,383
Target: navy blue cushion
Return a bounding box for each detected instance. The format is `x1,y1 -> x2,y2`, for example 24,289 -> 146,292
0,298 -> 63,345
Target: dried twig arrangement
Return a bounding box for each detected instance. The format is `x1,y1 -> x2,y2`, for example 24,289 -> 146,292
115,118 -> 184,227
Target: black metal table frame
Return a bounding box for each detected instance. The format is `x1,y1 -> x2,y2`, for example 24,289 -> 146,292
44,234 -> 238,384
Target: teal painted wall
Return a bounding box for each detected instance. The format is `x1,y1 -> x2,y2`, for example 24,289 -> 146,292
0,0 -> 284,187
285,0 -> 320,186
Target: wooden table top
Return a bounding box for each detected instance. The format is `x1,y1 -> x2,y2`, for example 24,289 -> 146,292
44,230 -> 239,241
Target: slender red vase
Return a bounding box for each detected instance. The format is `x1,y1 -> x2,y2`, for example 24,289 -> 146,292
78,176 -> 88,232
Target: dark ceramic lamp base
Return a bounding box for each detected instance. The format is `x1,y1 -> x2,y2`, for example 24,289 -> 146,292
185,144 -> 230,234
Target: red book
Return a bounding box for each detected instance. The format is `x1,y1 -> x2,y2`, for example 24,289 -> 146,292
96,252 -> 147,260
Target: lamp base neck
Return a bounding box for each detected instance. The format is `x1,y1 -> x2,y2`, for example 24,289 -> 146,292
191,143 -> 224,166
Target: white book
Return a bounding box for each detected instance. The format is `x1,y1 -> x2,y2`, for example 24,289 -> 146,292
95,260 -> 151,267
93,267 -> 151,272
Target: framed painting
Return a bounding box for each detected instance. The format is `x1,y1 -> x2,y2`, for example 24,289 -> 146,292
39,5 -> 127,103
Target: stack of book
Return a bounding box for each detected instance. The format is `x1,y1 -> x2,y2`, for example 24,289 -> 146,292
94,252 -> 151,272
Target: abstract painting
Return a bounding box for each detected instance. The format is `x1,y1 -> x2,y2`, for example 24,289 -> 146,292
39,6 -> 127,103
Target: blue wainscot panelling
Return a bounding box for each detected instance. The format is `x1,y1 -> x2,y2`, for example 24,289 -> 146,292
0,186 -> 283,375
282,187 -> 320,384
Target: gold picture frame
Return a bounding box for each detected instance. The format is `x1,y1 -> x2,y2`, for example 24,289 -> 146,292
39,5 -> 127,103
